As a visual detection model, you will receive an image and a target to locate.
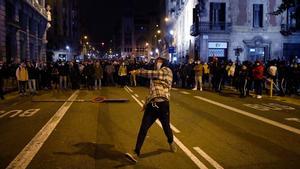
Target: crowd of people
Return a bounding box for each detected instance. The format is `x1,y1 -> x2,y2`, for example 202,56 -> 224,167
0,56 -> 300,100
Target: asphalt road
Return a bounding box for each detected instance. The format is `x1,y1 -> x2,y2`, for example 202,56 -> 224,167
0,87 -> 299,169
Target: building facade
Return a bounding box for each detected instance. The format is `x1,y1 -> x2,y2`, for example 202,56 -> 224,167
0,0 -> 49,63
46,0 -> 80,62
165,0 -> 198,63
190,0 -> 300,62
120,15 -> 158,60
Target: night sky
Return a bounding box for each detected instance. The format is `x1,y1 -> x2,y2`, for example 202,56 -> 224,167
79,0 -> 161,44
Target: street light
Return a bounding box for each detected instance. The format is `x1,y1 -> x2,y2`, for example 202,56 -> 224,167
169,30 -> 174,36
84,36 -> 88,40
145,42 -> 149,47
164,17 -> 169,23
157,30 -> 161,34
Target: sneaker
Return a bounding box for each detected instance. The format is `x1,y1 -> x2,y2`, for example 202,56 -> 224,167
257,95 -> 262,99
125,152 -> 139,163
169,142 -> 177,153
192,88 -> 197,91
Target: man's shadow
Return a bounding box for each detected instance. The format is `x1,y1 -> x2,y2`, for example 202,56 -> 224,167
54,142 -> 170,168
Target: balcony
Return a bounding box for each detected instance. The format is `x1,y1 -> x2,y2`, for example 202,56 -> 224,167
191,22 -> 232,35
24,0 -> 47,19
280,24 -> 300,36
190,23 -> 199,36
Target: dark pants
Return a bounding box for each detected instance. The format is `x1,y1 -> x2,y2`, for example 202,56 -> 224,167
254,79 -> 263,95
239,79 -> 247,97
134,101 -> 173,156
19,81 -> 27,94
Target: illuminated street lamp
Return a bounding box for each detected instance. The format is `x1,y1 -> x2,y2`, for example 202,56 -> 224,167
169,30 -> 174,36
84,36 -> 88,40
164,17 -> 169,22
145,42 -> 149,47
157,30 -> 161,34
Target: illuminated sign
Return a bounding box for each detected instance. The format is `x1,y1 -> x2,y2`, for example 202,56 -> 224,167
208,42 -> 228,49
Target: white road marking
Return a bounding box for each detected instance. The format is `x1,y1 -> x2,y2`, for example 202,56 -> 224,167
0,110 -> 23,118
134,94 -> 139,98
6,90 -> 79,169
194,96 -> 300,135
172,88 -> 179,91
194,147 -> 224,169
243,104 -> 271,111
244,103 -> 295,111
125,86 -> 134,93
285,118 -> 300,123
141,100 -> 145,104
180,91 -> 191,95
125,89 -> 207,169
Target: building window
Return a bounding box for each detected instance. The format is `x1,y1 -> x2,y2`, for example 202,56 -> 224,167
209,3 -> 226,30
253,4 -> 263,28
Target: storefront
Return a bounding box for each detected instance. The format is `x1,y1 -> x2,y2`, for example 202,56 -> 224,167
208,42 -> 228,61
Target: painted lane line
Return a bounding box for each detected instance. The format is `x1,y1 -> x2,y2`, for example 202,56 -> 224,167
154,120 -> 181,134
172,88 -> 179,91
285,118 -> 300,123
141,100 -> 145,104
180,91 -> 191,95
134,94 -> 139,98
125,89 -> 207,169
194,96 -> 300,135
6,90 -> 80,169
193,147 -> 224,169
125,86 -> 134,93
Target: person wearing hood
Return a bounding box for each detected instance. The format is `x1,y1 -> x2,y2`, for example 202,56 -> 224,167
252,60 -> 264,99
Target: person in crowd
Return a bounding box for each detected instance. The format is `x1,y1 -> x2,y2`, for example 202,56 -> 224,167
186,60 -> 194,89
105,62 -> 115,86
27,62 -> 39,94
69,62 -> 81,90
0,60 -> 5,100
40,63 -> 51,90
192,60 -> 203,91
85,61 -> 95,90
51,63 -> 59,90
203,62 -> 210,87
16,62 -> 28,96
238,64 -> 249,98
252,60 -> 264,99
59,62 -> 68,90
277,61 -> 287,96
94,61 -> 103,90
125,55 -> 177,163
118,62 -> 127,87
128,60 -> 137,87
179,64 -> 187,88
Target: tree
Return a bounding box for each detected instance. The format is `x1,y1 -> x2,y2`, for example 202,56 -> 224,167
271,0 -> 298,15
271,0 -> 300,36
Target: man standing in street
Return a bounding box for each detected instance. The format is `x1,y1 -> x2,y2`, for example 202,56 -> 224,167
125,55 -> 177,163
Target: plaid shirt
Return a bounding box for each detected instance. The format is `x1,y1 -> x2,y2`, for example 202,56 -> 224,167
135,66 -> 173,104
